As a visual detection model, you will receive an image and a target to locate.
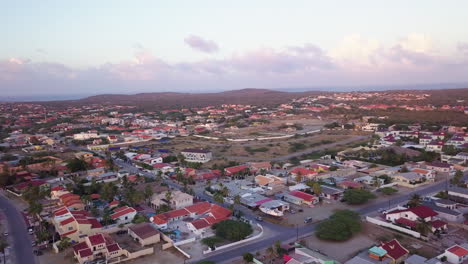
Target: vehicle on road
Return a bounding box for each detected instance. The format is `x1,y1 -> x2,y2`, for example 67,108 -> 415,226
304,217 -> 313,224
255,216 -> 263,222
3,232 -> 8,236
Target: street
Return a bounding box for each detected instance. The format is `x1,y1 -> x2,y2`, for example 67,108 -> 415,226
0,194 -> 35,264
94,149 -> 450,264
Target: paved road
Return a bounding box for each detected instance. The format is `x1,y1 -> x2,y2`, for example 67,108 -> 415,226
97,147 -> 448,264
0,194 -> 35,264
194,180 -> 449,264
223,135 -> 370,162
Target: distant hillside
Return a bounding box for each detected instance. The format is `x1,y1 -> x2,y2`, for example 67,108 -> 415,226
57,88 -> 324,110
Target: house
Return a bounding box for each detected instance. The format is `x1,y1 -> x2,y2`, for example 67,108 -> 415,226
224,165 -> 250,176
151,202 -> 231,233
426,162 -> 451,173
337,181 -> 363,189
285,246 -> 339,264
320,185 -> 344,200
151,190 -> 193,210
53,207 -> 102,242
426,141 -> 444,152
380,239 -> 409,264
410,168 -> 436,182
110,206 -> 137,224
393,172 -> 427,188
287,190 -> 319,205
345,239 -> 409,264
249,162 -> 272,173
128,223 -> 160,246
72,233 -> 125,264
437,244 -> 468,264
10,180 -> 49,195
186,203 -> 232,236
289,168 -> 317,181
354,175 -> 384,186
385,206 -> 447,233
386,206 -> 437,223
422,201 -> 464,222
180,149 -> 212,163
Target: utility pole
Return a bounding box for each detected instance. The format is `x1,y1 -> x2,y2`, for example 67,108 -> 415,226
296,224 -> 299,241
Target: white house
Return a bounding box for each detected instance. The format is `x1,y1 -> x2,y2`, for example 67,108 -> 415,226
437,244 -> 468,264
110,206 -> 137,224
180,149 -> 212,163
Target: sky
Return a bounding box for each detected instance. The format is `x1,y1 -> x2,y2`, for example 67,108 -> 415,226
1,0 -> 468,97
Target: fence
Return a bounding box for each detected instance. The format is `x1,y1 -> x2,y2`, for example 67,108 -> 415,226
202,223 -> 264,254
366,216 -> 421,238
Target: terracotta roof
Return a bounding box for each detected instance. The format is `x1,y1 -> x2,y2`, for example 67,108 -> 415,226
106,243 -> 120,253
88,233 -> 105,246
111,206 -> 136,220
73,242 -> 89,254
190,219 -> 210,230
128,223 -> 159,239
447,245 -> 468,257
78,248 -> 93,258
431,219 -> 447,229
289,190 -> 317,202
60,217 -> 75,226
395,218 -> 417,228
380,239 -> 409,260
409,206 -> 438,218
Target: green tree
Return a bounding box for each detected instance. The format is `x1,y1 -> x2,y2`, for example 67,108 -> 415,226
312,183 -> 322,196
144,185 -> 154,203
201,236 -> 223,250
213,193 -> 224,204
214,220 -> 253,241
234,195 -> 241,205
451,170 -> 463,186
316,210 -> 361,241
408,194 -> 421,208
57,237 -> 71,251
415,218 -> 432,235
243,252 -> 254,263
343,189 -> 376,205
66,158 -> 88,172
28,202 -> 43,215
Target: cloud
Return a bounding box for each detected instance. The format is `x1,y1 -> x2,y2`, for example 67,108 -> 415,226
184,35 -> 219,53
1,35 -> 468,95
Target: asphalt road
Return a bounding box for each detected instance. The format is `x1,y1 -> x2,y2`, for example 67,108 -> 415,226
0,194 -> 35,264
101,148 -> 449,264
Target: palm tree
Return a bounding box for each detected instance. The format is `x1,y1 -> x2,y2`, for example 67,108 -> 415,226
234,195 -> 241,205
408,194 -> 421,208
415,218 -> 432,236
213,193 -> 224,203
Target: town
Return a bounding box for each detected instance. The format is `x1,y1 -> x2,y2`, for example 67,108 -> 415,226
0,88 -> 467,264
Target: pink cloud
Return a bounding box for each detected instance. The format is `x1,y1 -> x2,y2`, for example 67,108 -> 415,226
184,35 -> 219,53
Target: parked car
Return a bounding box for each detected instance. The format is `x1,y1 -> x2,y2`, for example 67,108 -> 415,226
255,216 -> 263,222
33,250 -> 43,256
289,209 -> 296,214
304,217 -> 313,224
3,232 -> 8,236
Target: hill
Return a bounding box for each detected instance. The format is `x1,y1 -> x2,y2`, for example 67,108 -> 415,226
46,88 -> 324,110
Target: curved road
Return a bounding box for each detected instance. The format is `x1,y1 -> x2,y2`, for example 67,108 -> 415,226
194,180 -> 449,264
99,148 -> 449,264
0,194 -> 35,264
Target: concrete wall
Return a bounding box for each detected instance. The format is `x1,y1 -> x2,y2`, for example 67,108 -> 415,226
203,223 -> 264,254
366,216 -> 421,238
127,247 -> 154,259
